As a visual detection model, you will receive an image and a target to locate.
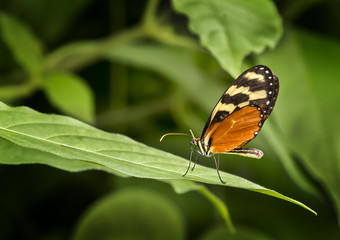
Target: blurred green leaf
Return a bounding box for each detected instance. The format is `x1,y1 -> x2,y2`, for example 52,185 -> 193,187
295,28 -> 340,134
259,28 -> 340,221
0,102 -> 316,215
262,121 -> 320,197
169,179 -> 235,232
73,188 -> 185,240
201,225 -> 272,240
0,12 -> 43,75
172,0 -> 283,77
107,43 -> 223,115
169,179 -> 201,194
44,40 -> 101,71
198,185 -> 235,233
43,72 -> 95,123
0,83 -> 37,102
44,27 -> 144,72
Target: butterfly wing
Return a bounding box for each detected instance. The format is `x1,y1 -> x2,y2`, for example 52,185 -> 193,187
208,105 -> 263,153
201,65 -> 279,154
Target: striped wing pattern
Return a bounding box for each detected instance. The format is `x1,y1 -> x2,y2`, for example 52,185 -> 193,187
201,65 -> 279,154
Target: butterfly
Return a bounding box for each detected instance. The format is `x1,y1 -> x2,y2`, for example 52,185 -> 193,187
161,65 -> 279,183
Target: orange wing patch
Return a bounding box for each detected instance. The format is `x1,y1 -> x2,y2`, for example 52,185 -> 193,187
209,106 -> 262,154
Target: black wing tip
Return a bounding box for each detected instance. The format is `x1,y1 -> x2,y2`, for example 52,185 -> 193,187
253,65 -> 272,73
241,65 -> 275,77
253,64 -> 270,69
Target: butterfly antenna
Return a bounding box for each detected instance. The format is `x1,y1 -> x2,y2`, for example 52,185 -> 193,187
160,132 -> 189,142
189,129 -> 196,139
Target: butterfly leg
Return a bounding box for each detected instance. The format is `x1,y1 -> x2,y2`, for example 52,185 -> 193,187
183,150 -> 193,177
191,155 -> 198,171
213,155 -> 226,184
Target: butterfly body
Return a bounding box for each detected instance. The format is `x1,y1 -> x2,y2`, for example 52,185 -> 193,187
188,65 -> 279,183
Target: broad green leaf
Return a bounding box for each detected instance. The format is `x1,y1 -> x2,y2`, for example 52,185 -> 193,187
0,12 -> 43,75
73,188 -> 185,240
43,72 -> 95,123
0,102 -> 316,216
0,137 -> 121,174
172,0 -> 283,77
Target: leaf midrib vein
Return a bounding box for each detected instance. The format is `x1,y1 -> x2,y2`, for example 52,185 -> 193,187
0,126 -> 195,178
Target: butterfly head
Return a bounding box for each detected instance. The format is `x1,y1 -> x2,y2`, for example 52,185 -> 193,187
189,129 -> 212,157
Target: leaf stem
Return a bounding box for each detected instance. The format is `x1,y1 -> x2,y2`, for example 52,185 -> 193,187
142,0 -> 160,27
198,186 -> 236,233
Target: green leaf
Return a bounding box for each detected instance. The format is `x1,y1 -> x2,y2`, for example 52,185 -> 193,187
0,101 -> 316,216
73,188 -> 185,240
259,28 -> 340,218
198,185 -> 235,233
43,72 -> 95,123
262,121 -> 320,197
107,42 -> 223,113
201,225 -> 272,240
169,180 -> 235,232
172,0 -> 283,77
44,40 -> 101,71
0,12 -> 43,75
44,28 -> 144,72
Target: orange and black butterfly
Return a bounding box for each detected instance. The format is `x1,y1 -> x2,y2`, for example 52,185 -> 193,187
161,65 -> 279,183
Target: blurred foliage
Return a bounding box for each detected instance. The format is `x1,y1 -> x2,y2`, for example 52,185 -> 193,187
73,188 -> 185,240
0,0 -> 340,239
